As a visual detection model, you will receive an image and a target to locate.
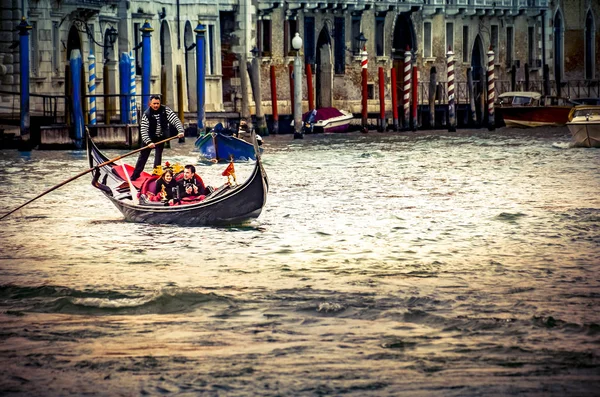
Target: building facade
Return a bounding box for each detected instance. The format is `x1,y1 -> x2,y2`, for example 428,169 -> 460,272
0,0 -> 598,124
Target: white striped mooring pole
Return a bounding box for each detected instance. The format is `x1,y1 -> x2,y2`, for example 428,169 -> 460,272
88,50 -> 96,125
129,51 -> 137,124
403,46 -> 412,130
487,47 -> 495,131
447,47 -> 456,132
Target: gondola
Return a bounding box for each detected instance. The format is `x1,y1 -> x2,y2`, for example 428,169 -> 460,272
87,133 -> 268,226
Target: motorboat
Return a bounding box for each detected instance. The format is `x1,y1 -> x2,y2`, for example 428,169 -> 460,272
496,91 -> 573,128
566,105 -> 600,148
302,107 -> 354,134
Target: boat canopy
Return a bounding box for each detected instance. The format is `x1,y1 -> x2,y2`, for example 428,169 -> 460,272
498,91 -> 542,100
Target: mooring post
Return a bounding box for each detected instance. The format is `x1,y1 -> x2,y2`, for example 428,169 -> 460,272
251,52 -> 268,136
486,47 -> 495,131
288,63 -> 294,121
270,65 -> 279,134
467,67 -> 477,127
402,47 -> 411,130
378,67 -> 386,132
293,33 -> 304,139
510,65 -> 517,91
543,64 -> 550,96
129,51 -> 137,124
17,17 -> 32,143
70,50 -> 84,149
447,47 -> 456,132
411,56 -> 418,131
306,63 -> 314,112
88,50 -> 97,125
195,21 -> 206,134
391,67 -> 399,131
141,20 -> 153,108
428,66 -> 436,128
119,52 -> 131,124
176,65 -> 184,125
361,45 -> 369,132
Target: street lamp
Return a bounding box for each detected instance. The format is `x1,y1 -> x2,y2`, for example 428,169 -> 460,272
292,32 -> 303,139
104,26 -> 118,60
356,32 -> 367,53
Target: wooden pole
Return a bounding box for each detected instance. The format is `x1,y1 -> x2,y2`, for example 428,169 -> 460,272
378,67 -> 386,132
428,66 -> 436,128
306,63 -> 314,111
270,65 -> 279,134
391,67 -> 399,131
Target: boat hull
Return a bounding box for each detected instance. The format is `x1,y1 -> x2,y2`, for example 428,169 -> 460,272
567,121 -> 600,148
498,106 -> 572,128
315,111 -> 354,133
88,134 -> 268,226
195,133 -> 261,162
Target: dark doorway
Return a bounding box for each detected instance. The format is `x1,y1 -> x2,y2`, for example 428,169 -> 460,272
220,11 -> 237,109
471,34 -> 485,125
392,13 -> 417,125
585,10 -> 595,80
315,26 -> 333,109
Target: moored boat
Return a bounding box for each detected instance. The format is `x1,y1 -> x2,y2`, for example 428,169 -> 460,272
194,129 -> 263,163
87,134 -> 269,226
566,105 -> 600,148
303,107 -> 354,134
496,91 -> 573,128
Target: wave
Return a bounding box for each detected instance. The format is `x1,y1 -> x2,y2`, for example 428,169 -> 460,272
0,284 -> 230,315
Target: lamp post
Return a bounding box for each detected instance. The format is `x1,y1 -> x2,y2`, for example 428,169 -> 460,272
292,33 -> 303,139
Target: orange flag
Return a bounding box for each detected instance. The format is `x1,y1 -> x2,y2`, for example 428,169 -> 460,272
222,160 -> 236,184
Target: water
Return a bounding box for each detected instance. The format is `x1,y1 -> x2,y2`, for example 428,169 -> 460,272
0,128 -> 599,396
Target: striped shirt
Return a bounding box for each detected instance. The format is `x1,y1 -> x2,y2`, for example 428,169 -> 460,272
140,106 -> 184,145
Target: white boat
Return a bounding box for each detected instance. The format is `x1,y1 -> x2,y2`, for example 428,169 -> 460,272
566,105 -> 600,148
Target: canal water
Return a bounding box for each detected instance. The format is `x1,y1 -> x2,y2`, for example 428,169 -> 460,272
0,127 -> 598,396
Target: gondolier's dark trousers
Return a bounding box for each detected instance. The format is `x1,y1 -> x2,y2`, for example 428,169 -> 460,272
131,142 -> 164,180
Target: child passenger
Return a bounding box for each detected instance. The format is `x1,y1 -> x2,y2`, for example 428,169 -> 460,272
154,167 -> 178,205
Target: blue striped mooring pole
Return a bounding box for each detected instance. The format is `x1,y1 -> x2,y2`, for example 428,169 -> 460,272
129,51 -> 137,124
88,50 -> 96,125
195,22 -> 206,133
141,20 -> 153,107
70,49 -> 84,149
17,17 -> 32,140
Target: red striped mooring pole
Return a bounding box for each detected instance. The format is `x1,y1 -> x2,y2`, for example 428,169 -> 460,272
270,65 -> 279,134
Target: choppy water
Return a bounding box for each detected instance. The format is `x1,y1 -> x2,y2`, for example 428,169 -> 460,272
0,128 -> 599,396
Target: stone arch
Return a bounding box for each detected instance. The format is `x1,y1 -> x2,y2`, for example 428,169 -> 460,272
160,21 -> 175,107
585,9 -> 595,80
392,13 -> 417,58
66,26 -> 88,121
315,25 -> 333,109
184,21 -> 197,112
392,13 -> 417,122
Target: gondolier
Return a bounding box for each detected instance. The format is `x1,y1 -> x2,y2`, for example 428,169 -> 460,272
131,95 -> 185,180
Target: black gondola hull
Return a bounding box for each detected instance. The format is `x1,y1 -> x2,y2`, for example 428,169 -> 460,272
87,134 -> 268,226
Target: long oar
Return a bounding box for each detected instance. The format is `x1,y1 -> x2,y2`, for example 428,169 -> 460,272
0,135 -> 180,221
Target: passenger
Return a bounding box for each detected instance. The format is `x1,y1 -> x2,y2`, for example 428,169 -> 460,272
131,94 -> 185,181
178,164 -> 202,199
154,167 -> 178,205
